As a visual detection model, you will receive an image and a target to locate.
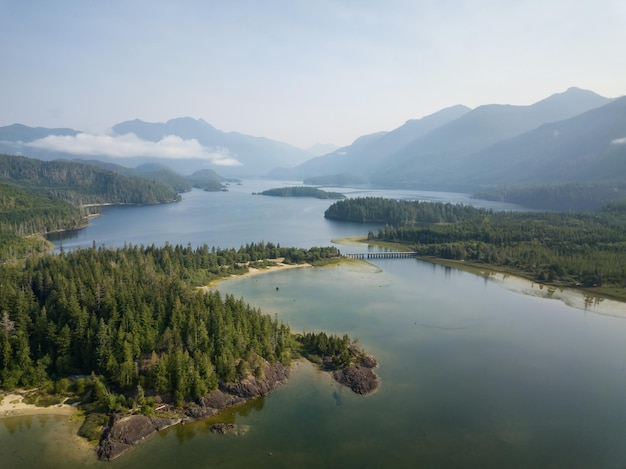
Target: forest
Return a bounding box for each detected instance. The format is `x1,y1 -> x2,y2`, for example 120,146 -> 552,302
326,197 -> 626,292
0,154 -> 186,262
473,181 -> 626,211
0,154 -> 181,206
325,196 -> 487,224
0,242 -> 342,412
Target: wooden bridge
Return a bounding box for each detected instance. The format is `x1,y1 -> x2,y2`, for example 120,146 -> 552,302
345,252 -> 417,259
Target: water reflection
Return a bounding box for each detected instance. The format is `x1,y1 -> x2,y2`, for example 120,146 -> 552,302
166,396 -> 265,445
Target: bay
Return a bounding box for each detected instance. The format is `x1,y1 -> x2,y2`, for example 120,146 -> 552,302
47,181 -> 526,252
3,181 -> 625,468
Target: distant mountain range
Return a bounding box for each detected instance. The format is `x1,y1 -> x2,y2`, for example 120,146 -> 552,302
282,87 -> 619,190
111,117 -> 312,175
1,87 -> 624,191
0,118 -> 312,176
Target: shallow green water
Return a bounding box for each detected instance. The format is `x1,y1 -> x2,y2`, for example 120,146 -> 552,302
3,260 -> 626,468
111,260 -> 626,468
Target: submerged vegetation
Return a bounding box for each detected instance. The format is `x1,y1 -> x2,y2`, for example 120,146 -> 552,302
326,197 -> 626,293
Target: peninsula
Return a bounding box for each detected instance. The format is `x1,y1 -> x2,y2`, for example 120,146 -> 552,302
0,242 -> 379,461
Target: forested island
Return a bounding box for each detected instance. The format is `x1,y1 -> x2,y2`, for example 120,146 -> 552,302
325,197 -> 626,299
256,186 -> 345,199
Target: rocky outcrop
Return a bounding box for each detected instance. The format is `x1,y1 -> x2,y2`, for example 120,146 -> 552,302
220,362 -> 290,399
97,414 -> 181,461
96,362 -> 290,460
332,354 -> 380,395
210,423 -> 235,434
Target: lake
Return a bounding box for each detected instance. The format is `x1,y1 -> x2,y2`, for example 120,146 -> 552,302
3,181 -> 626,468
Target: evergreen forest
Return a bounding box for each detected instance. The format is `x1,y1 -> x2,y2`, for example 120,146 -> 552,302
0,242 -> 341,410
473,182 -> 626,211
326,197 -> 626,294
0,154 -> 181,206
0,154 -> 185,262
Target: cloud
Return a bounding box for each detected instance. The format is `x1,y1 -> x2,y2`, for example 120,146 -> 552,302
611,137 -> 626,144
26,133 -> 242,166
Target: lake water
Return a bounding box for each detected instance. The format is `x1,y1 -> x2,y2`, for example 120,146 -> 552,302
3,182 -> 626,468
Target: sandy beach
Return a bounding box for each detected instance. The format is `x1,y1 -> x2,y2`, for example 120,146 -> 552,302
201,259 -> 313,289
0,392 -> 77,418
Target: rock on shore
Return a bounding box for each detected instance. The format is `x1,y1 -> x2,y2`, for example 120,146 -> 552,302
97,361 -> 290,460
332,354 -> 380,395
97,415 -> 181,461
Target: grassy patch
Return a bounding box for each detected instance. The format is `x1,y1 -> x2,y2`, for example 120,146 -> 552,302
22,391 -> 65,407
77,412 -> 109,442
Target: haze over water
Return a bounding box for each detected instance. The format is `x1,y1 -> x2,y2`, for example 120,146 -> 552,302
3,182 -> 626,468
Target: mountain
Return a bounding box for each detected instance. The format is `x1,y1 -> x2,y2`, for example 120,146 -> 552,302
0,118 -> 312,177
0,123 -> 80,160
0,123 -> 79,143
275,104 -> 471,181
111,117 -> 312,176
374,87 -> 611,187
307,143 -> 339,156
459,94 -> 626,185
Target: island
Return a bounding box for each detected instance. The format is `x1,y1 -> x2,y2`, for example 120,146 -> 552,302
255,186 -> 346,199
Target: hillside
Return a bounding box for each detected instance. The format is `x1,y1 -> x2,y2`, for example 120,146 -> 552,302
274,105 -> 470,180
0,182 -> 86,260
460,95 -> 626,185
78,161 -> 194,193
281,87 -> 611,189
0,154 -> 181,206
374,87 -> 611,187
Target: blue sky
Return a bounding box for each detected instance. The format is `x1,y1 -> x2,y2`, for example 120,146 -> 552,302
1,0 -> 625,149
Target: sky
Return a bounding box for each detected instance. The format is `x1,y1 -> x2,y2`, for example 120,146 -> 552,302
1,0 -> 626,151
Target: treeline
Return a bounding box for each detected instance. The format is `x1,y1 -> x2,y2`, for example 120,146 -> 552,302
259,186 -> 346,199
325,196 -> 487,224
0,154 -> 181,206
0,242 -> 340,407
0,182 -> 90,261
297,331 -> 353,368
326,197 -> 626,289
474,182 -> 626,211
0,182 -> 87,236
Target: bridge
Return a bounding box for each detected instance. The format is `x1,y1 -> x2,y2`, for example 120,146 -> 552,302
345,252 -> 417,259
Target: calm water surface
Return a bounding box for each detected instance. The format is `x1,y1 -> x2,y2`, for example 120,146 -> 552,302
3,182 -> 626,468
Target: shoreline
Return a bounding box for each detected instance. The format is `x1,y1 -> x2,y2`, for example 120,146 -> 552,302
332,236 -> 626,317
201,259 -> 313,289
0,392 -> 77,418
1,257 -> 379,463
